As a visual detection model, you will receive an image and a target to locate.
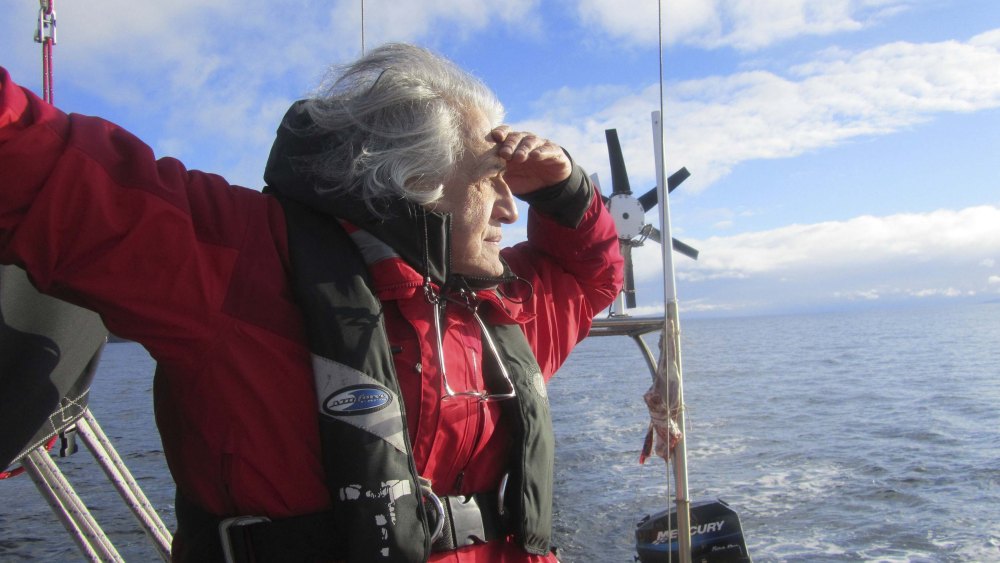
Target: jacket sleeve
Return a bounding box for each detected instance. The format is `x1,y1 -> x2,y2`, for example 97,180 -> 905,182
0,67 -> 271,368
501,160 -> 624,380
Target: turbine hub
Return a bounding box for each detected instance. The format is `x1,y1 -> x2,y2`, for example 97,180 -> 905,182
608,194 -> 646,239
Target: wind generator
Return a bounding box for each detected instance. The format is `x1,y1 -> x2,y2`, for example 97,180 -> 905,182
588,123 -> 752,562
598,129 -> 698,313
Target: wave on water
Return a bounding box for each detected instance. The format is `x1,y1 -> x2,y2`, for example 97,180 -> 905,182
2,303 -> 999,562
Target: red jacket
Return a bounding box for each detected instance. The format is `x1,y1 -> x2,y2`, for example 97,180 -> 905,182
0,68 -> 623,561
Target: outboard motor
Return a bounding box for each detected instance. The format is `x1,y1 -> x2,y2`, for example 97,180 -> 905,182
635,499 -> 752,563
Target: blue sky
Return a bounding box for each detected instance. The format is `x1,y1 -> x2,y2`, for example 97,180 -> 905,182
4,0 -> 999,317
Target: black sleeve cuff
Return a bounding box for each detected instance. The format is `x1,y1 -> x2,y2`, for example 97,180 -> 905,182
516,151 -> 594,229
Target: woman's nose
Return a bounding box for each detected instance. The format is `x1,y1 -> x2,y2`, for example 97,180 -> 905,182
493,182 -> 518,224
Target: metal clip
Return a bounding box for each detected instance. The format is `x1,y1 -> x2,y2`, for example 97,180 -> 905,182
35,4 -> 57,45
423,276 -> 439,305
497,472 -> 509,517
420,483 -> 446,543
219,515 -> 270,563
445,495 -> 487,547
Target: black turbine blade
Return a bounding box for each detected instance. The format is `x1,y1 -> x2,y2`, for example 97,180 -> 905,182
668,167 -> 691,193
671,238 -> 699,260
605,129 -> 632,195
637,167 -> 691,212
622,244 -> 637,309
645,226 -> 699,260
637,187 -> 658,212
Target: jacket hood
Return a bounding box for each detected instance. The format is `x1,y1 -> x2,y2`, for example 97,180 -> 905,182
263,100 -> 513,288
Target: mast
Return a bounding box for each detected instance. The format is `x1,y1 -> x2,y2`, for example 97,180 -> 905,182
655,1 -> 692,559
652,111 -> 691,561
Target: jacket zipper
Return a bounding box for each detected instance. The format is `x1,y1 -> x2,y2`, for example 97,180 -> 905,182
453,399 -> 488,493
375,279 -> 423,292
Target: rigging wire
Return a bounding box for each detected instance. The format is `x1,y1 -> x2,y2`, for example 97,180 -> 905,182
360,0 -> 366,55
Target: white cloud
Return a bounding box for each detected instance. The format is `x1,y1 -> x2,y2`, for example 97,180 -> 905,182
617,298 -> 745,316
701,0 -> 862,51
16,0 -> 546,189
519,30 -> 1000,196
576,0 -> 718,48
19,3 -> 998,200
38,1 -> 346,186
621,205 -> 1000,314
622,304 -> 668,317
7,1 -> 995,319
908,287 -> 968,298
670,35 -> 1000,190
575,0 -> 910,51
54,0 -> 541,77
681,206 -> 1000,279
833,286 -> 973,302
834,289 -> 880,300
359,0 -> 541,45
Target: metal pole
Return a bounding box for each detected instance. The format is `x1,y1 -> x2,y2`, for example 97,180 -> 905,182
652,110 -> 692,561
76,410 -> 174,561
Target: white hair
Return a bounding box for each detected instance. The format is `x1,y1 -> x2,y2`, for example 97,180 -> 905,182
301,43 -> 505,216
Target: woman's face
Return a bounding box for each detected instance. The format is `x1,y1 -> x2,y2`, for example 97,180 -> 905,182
431,111 -> 518,278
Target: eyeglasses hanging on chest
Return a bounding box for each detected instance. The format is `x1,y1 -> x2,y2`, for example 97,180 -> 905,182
431,297 -> 516,403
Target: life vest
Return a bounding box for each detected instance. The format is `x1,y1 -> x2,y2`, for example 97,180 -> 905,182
278,196 -> 555,561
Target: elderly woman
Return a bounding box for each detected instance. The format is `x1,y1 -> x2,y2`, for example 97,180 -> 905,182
0,44 -> 622,562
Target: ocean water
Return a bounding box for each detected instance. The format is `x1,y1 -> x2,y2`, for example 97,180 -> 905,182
1,303 -> 998,561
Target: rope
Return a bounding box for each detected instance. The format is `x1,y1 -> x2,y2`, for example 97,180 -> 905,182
35,0 -> 57,104
0,436 -> 56,480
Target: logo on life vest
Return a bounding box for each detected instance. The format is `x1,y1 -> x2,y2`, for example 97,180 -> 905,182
323,384 -> 393,416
